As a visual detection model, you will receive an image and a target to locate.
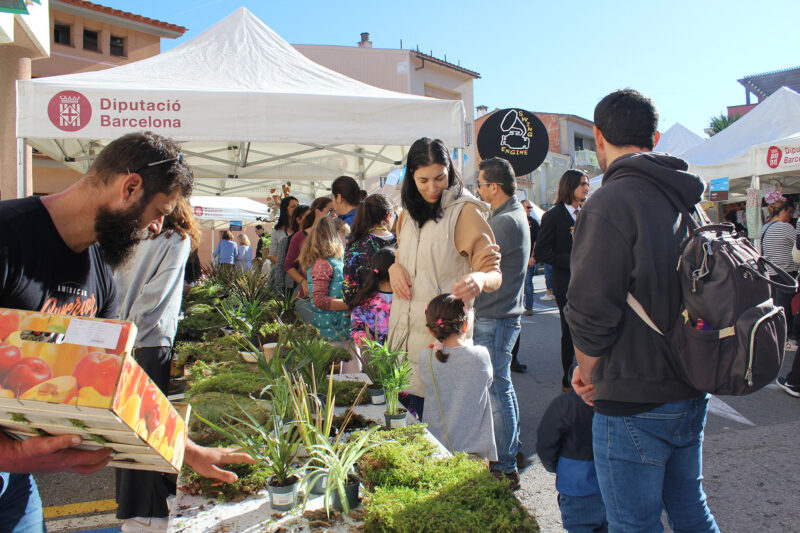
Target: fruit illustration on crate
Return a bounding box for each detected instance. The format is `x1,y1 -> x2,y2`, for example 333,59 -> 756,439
0,309 -> 189,474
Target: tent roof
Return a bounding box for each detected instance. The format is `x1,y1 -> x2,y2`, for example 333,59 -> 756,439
654,123 -> 704,156
17,8 -> 465,196
682,87 -> 800,180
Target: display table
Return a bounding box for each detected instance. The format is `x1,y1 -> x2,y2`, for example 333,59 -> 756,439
168,373 -> 443,532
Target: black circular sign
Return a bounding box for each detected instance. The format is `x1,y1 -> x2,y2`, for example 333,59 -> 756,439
477,108 -> 549,176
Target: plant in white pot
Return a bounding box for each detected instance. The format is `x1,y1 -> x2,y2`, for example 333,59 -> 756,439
197,408 -> 305,512
369,343 -> 412,428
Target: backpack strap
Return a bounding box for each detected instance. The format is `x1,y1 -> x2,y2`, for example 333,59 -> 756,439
759,221 -> 776,254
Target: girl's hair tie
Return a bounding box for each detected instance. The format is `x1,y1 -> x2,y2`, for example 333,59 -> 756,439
373,268 -> 379,273
437,318 -> 444,326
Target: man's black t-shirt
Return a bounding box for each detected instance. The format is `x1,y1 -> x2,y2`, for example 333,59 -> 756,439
0,197 -> 116,318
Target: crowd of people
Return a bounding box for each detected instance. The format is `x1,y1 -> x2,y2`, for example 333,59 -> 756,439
4,88 -> 795,533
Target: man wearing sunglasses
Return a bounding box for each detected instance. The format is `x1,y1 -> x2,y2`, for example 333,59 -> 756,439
0,132 -> 252,531
474,157 -> 529,490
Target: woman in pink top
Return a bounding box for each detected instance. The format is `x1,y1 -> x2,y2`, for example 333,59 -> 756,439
284,197 -> 334,297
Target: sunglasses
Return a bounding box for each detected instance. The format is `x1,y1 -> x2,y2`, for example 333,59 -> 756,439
133,153 -> 184,174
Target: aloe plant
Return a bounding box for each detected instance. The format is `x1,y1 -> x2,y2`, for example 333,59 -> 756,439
367,337 -> 412,416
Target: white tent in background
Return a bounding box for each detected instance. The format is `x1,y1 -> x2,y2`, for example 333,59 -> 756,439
15,8 -> 465,198
682,87 -> 800,191
190,196 -> 269,225
655,123 -> 704,156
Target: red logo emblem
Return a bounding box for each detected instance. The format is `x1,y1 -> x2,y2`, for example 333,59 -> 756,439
193,206 -> 203,217
47,91 -> 92,132
767,146 -> 782,169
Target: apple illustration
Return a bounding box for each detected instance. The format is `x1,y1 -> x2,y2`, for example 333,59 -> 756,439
0,343 -> 23,378
21,376 -> 78,404
3,358 -> 53,396
72,352 -> 121,397
0,311 -> 20,341
139,384 -> 162,434
164,408 -> 178,444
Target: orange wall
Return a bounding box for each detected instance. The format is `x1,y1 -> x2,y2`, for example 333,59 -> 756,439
33,11 -> 161,77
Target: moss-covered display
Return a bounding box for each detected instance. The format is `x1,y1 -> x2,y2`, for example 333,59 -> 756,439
173,334 -> 244,368
180,460 -> 273,501
187,392 -> 273,446
358,425 -> 538,533
186,366 -> 265,397
330,380 -> 369,407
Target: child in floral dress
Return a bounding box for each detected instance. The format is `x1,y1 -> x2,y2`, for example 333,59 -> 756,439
350,247 -> 395,347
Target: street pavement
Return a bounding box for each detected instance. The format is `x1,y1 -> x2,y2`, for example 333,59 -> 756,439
36,273 -> 800,532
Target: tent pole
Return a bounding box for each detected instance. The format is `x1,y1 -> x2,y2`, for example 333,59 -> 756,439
357,148 -> 365,189
17,138 -> 29,198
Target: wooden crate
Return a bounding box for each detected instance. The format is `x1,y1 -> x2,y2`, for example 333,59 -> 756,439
0,309 -> 188,473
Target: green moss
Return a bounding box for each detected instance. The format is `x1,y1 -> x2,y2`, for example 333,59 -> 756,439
10,413 -> 30,424
357,425 -> 537,532
331,380 -> 369,407
88,433 -> 108,445
69,419 -> 88,430
174,335 -> 247,368
187,368 -> 265,397
180,460 -> 273,501
187,392 -> 273,446
363,453 -> 537,532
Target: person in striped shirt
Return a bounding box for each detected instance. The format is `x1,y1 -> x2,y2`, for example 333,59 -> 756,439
759,194 -> 798,351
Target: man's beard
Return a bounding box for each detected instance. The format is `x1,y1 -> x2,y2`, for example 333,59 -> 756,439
94,199 -> 150,269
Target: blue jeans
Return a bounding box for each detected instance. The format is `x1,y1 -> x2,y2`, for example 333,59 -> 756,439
473,316 -> 521,473
543,263 -> 553,291
592,396 -> 719,533
523,265 -> 538,308
559,492 -> 608,533
0,474 -> 44,532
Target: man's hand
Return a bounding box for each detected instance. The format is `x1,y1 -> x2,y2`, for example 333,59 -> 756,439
183,439 -> 256,483
389,263 -> 412,300
571,366 -> 595,406
0,433 -> 112,475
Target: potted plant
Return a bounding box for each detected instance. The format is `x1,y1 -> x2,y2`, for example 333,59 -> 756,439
196,409 -> 304,512
368,340 -> 412,428
304,422 -> 382,514
356,335 -> 385,404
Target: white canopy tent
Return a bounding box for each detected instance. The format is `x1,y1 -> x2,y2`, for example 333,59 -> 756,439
654,123 -> 704,156
682,87 -> 800,192
15,7 -> 465,198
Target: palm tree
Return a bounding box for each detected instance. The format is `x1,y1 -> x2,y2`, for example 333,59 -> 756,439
707,113 -> 741,136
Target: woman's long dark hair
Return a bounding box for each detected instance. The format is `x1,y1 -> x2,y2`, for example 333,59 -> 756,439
349,193 -> 393,245
353,247 -> 395,307
275,195 -> 298,231
425,293 -> 468,363
289,205 -> 309,234
401,137 -> 462,227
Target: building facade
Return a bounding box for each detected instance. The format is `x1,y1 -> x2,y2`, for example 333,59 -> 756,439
294,33 -> 480,181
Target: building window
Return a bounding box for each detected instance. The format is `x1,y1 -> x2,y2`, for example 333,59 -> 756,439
83,29 -> 99,52
110,35 -> 125,57
574,136 -> 584,151
54,23 -> 71,46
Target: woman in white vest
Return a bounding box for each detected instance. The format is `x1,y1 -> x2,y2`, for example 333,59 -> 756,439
388,137 -> 502,419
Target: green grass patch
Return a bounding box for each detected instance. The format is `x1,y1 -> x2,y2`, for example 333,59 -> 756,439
186,392 -> 273,446
331,380 -> 369,407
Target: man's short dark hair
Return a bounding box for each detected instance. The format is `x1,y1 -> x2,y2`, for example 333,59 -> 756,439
89,131 -> 193,202
255,225 -> 264,231
594,89 -> 659,149
478,157 -> 516,196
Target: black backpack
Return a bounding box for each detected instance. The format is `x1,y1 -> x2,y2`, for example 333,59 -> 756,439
627,178 -> 797,395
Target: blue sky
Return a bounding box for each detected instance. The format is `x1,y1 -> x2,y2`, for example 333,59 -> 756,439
111,0 -> 796,137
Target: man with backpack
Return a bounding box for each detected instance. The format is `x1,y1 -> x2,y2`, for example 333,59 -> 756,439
566,90 -> 721,532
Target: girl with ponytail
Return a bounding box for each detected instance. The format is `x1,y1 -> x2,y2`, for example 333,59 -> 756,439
350,247 -> 395,347
419,294 -> 497,461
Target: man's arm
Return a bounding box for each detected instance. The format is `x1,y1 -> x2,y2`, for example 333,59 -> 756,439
571,348 -> 600,406
0,432 -> 112,475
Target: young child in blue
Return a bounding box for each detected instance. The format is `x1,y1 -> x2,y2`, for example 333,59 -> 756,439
536,388 -> 608,533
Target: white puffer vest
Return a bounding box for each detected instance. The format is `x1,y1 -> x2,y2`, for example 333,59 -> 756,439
388,187 -> 489,397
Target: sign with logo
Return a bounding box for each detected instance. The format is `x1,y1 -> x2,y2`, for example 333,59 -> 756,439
193,206 -> 204,217
47,91 -> 92,132
229,221 -> 243,232
767,146 -> 782,169
709,177 -> 729,202
477,108 -> 549,176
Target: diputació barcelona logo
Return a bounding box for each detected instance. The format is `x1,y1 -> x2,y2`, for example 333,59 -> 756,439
47,90 -> 92,132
